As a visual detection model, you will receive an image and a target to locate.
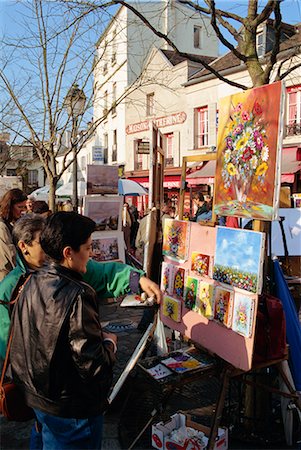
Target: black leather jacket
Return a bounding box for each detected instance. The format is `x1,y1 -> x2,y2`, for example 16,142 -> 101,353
10,264 -> 115,418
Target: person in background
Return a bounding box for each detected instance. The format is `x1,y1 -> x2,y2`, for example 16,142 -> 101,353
10,212 -> 117,449
170,206 -> 177,219
135,209 -> 150,263
191,192 -> 208,222
62,199 -> 73,211
0,188 -> 27,281
122,202 -> 132,252
129,205 -> 139,251
26,197 -> 35,213
225,216 -> 240,228
32,200 -> 52,218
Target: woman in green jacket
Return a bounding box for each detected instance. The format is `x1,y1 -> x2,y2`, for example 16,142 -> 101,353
0,214 -> 161,360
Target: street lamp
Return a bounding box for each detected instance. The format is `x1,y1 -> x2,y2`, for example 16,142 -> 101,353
64,84 -> 86,211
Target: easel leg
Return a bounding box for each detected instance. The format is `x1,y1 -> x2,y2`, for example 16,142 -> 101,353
207,368 -> 231,450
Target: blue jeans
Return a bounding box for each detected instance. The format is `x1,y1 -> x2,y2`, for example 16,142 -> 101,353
32,409 -> 103,449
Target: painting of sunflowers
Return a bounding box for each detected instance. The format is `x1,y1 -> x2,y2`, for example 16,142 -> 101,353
214,81 -> 284,220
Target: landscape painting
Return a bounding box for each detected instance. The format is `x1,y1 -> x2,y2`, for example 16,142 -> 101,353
87,165 -> 118,194
84,196 -> 122,231
213,226 -> 265,294
214,81 -> 284,221
91,232 -> 125,263
163,219 -> 190,262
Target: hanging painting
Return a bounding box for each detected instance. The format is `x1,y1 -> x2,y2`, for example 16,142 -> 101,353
195,281 -> 214,319
213,226 -> 265,294
191,252 -> 211,277
184,276 -> 199,311
91,231 -> 125,263
231,291 -> 256,338
162,296 -> 182,322
161,262 -> 174,296
213,286 -> 233,327
172,267 -> 186,299
163,219 -> 190,262
214,81 -> 285,221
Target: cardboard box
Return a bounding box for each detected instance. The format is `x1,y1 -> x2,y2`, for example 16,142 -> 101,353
152,413 -> 228,450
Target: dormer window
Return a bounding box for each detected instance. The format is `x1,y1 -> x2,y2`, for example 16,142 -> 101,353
194,26 -> 202,49
256,31 -> 265,57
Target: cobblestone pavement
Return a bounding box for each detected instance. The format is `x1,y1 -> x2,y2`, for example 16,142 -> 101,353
0,298 -> 295,450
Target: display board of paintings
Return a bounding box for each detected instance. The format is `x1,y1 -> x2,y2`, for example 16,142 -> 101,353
214,81 -> 285,221
160,221 -> 265,371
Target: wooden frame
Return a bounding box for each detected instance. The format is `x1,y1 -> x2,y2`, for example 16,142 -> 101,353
178,153 -> 217,224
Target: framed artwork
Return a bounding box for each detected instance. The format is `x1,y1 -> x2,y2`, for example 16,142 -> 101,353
162,296 -> 182,322
214,81 -> 285,221
160,262 -> 174,296
91,231 -> 125,263
292,193 -> 301,208
213,286 -> 233,327
87,165 -> 118,194
213,226 -> 265,294
162,219 -> 190,262
195,281 -> 214,319
83,196 -> 123,232
231,292 -> 256,338
172,267 -> 186,299
184,276 -> 199,311
191,252 -> 211,277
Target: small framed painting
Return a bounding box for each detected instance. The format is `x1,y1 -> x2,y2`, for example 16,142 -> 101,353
161,262 -> 174,296
213,286 -> 233,327
163,219 -> 190,262
184,276 -> 199,311
162,296 -> 182,322
172,266 -> 186,299
231,292 -> 256,338
87,165 -> 118,195
195,281 -> 214,319
191,252 -> 211,277
83,196 -> 123,232
91,231 -> 125,263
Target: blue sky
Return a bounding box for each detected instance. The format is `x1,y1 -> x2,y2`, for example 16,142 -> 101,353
215,227 -> 264,274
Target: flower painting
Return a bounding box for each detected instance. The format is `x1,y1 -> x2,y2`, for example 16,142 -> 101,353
214,82 -> 284,220
195,281 -> 214,319
191,252 -> 210,277
162,296 -> 182,322
163,219 -> 190,262
161,262 -> 174,296
184,277 -> 199,311
231,292 -> 255,338
213,287 -> 233,327
213,227 -> 265,294
172,267 -> 185,299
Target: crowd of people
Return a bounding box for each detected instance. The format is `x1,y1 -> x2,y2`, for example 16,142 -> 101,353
0,188 -> 161,450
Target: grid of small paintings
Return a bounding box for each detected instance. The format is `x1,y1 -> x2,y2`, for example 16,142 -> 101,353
161,221 -> 264,339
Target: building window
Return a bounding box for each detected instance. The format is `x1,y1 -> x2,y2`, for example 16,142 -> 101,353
103,91 -> 108,116
165,133 -> 174,166
111,29 -> 117,65
194,26 -> 202,49
112,82 -> 117,115
103,133 -> 108,164
256,31 -> 265,57
7,168 -> 17,176
103,62 -> 108,75
134,140 -> 144,170
146,93 -> 154,116
287,85 -> 301,136
28,169 -> 38,186
112,130 -> 117,162
195,106 -> 209,147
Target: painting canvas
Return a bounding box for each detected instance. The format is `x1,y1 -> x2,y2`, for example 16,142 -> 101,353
232,292 -> 256,338
83,196 -> 122,231
91,231 -> 125,263
87,165 -> 118,194
163,219 -> 190,262
195,281 -> 214,319
184,276 -> 199,311
213,226 -> 265,294
162,296 -> 182,322
214,81 -> 285,221
191,252 -> 210,277
213,286 -> 233,327
160,262 -> 174,296
172,267 -> 186,299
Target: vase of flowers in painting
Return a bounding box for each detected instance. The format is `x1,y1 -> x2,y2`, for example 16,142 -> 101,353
222,101 -> 269,205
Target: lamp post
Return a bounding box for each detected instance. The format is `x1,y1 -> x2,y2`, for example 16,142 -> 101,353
64,84 -> 86,211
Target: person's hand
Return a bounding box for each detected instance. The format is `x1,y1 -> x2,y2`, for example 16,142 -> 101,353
139,276 -> 162,304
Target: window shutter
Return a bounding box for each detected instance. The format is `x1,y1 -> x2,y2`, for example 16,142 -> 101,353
173,131 -> 180,166
208,103 -> 217,147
